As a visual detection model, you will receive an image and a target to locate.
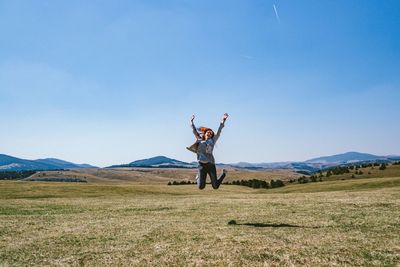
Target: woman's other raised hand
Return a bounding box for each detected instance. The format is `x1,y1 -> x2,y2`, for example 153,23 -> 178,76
222,113 -> 229,123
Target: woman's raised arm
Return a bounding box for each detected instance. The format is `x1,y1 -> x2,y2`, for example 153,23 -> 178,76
190,115 -> 200,139
214,113 -> 229,142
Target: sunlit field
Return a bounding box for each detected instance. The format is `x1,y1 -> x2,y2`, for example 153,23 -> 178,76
1,176 -> 399,266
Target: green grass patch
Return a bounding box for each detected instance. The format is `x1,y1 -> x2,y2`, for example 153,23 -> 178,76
0,181 -> 193,200
272,176 -> 400,193
0,204 -> 84,216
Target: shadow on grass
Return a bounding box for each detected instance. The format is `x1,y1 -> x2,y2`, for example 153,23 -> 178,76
228,220 -> 318,228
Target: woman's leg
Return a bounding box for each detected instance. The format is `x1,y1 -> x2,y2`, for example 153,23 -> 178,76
209,164 -> 226,189
197,163 -> 207,189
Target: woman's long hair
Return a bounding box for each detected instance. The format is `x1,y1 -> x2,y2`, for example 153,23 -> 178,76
197,127 -> 214,140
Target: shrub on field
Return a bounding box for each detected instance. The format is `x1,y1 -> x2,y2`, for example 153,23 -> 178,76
168,180 -> 193,185
298,176 -> 309,184
0,170 -> 36,180
228,179 -> 274,189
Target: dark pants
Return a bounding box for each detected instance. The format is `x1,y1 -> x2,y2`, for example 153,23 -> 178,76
197,162 -> 226,190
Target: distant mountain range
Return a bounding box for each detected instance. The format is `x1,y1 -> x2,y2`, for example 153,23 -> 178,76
0,154 -> 97,171
108,152 -> 400,174
305,152 -> 384,164
2,152 -> 399,172
234,152 -> 399,174
107,156 -> 195,168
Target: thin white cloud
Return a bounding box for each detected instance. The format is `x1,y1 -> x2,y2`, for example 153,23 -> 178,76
273,4 -> 281,24
240,54 -> 254,60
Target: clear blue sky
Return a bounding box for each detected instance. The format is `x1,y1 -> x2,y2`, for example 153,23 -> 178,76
1,0 -> 399,167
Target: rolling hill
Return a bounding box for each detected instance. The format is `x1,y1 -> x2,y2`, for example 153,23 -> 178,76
108,156 -> 196,168
107,152 -> 399,173
0,154 -> 97,171
2,151 -> 399,172
305,151 -> 384,164
229,152 -> 398,173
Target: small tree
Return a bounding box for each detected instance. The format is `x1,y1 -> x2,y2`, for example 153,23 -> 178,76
298,176 -> 309,184
261,180 -> 269,189
379,163 -> 387,170
251,179 -> 261,189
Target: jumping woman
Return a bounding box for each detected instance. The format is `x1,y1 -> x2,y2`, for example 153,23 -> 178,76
187,113 -> 229,190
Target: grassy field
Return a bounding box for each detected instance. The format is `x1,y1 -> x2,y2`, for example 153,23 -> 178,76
21,162 -> 400,185
22,167 -> 302,184
1,177 -> 400,266
320,163 -> 400,181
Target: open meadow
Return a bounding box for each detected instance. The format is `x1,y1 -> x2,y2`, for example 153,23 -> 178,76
1,171 -> 400,266
22,167 -> 302,184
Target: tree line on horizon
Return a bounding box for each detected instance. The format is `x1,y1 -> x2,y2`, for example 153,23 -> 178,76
168,178 -> 285,189
322,162 -> 388,177
0,170 -> 36,180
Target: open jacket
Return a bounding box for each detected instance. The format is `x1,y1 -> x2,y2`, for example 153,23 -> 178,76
186,123 -> 224,164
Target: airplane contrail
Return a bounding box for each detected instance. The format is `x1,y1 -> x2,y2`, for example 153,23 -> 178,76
273,4 -> 281,23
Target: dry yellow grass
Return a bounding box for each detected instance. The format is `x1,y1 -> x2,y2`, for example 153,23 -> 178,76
24,167 -> 302,184
1,177 -> 399,266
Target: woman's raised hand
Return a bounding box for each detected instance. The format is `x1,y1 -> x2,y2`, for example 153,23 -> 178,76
190,115 -> 195,124
222,113 -> 229,121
